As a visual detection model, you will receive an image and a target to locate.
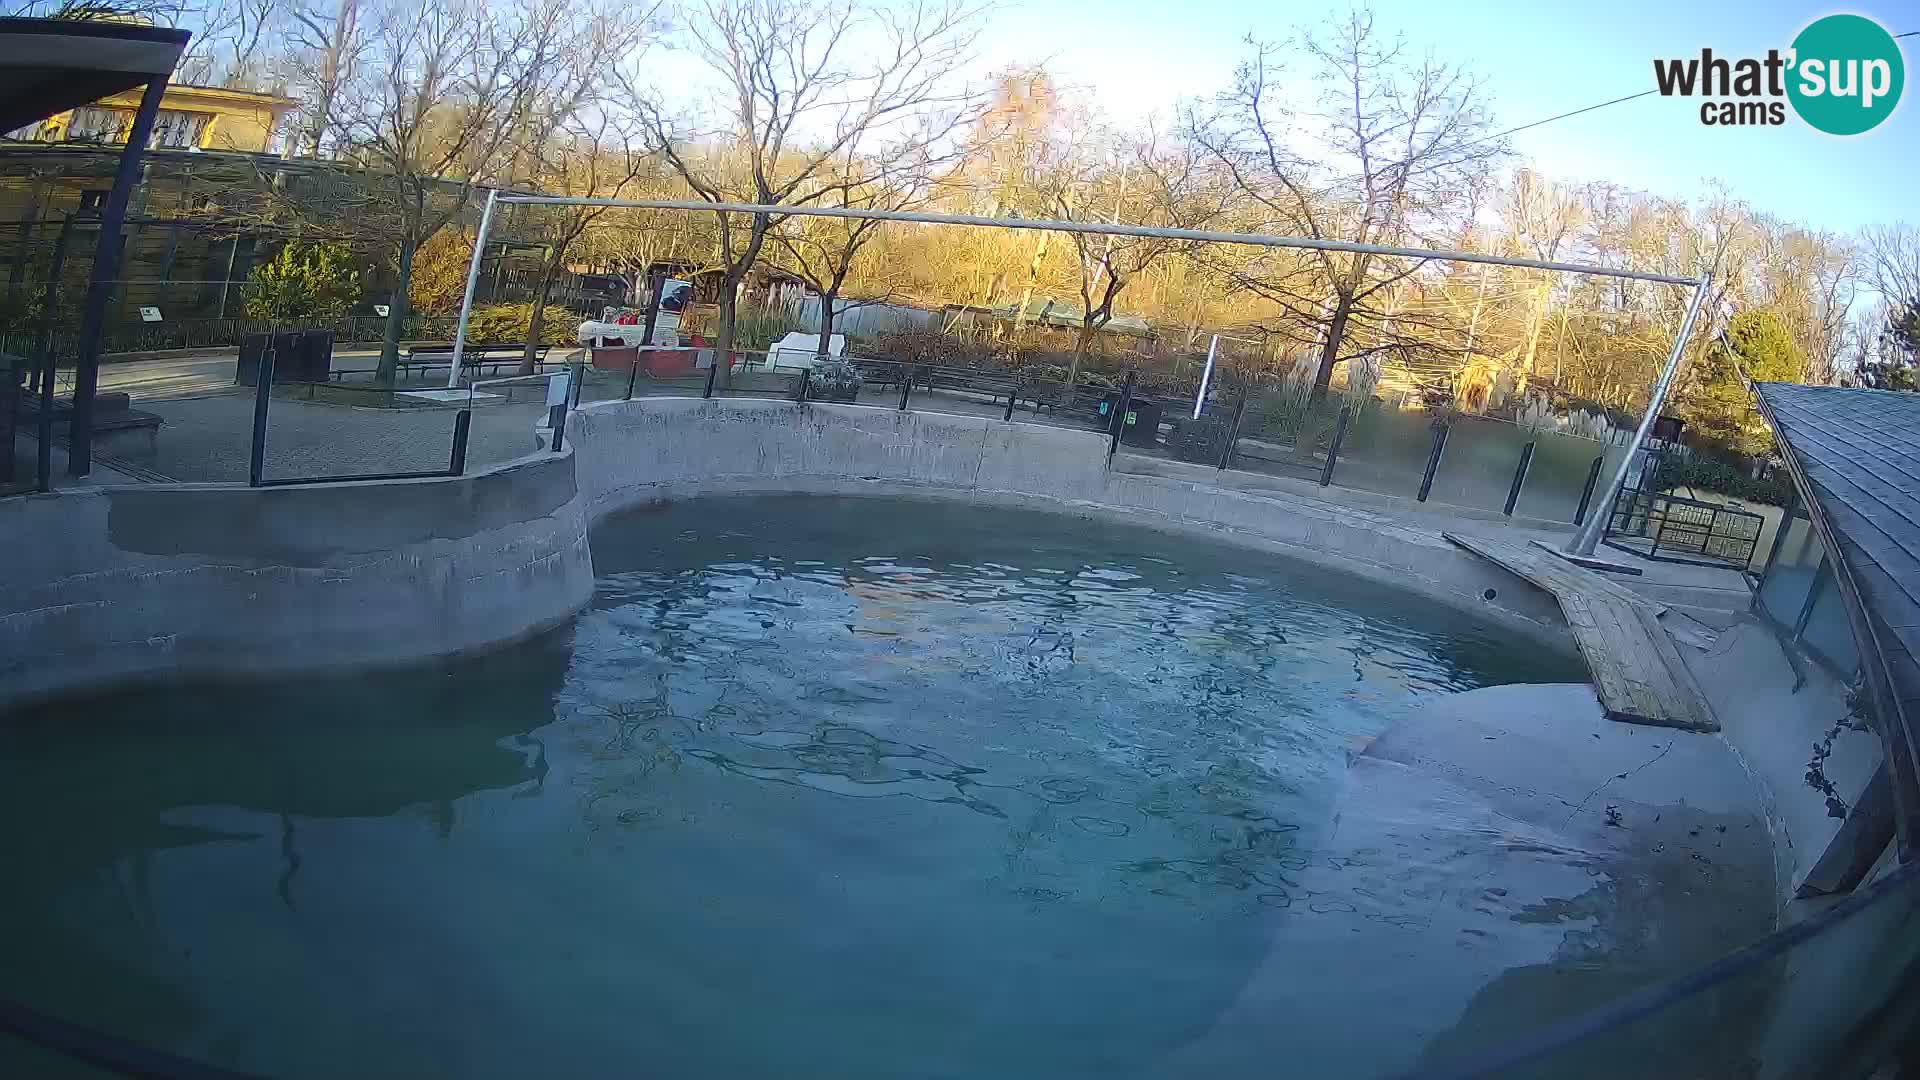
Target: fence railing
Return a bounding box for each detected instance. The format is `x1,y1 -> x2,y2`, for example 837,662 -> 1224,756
242,347 -> 574,487
1604,487 -> 1766,571
579,346 -> 1662,532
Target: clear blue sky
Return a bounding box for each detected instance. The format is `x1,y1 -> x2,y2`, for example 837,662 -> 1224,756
976,0 -> 1916,235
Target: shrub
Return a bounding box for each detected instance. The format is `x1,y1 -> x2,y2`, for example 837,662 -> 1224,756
243,241 -> 361,321
810,358 -> 864,399
1654,452 -> 1796,507
464,303 -> 574,346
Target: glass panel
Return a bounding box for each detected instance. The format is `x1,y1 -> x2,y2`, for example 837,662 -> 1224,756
1420,863 -> 1920,1080
1758,513 -> 1822,629
1800,569 -> 1860,675
1513,431 -> 1632,524
1321,400 -> 1432,500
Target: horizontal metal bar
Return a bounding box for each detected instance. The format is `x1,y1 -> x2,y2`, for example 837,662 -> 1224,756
494,196 -> 1701,286
469,373 -> 564,390
254,469 -> 455,487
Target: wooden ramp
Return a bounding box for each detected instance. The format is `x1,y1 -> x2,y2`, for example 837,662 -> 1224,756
1445,532 -> 1718,733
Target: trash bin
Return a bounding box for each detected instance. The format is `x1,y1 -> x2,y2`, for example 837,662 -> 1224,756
1097,392 -> 1163,447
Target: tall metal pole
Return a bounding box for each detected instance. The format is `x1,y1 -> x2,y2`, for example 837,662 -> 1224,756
69,75 -> 168,476
1567,278 -> 1712,556
446,188 -> 499,389
1193,334 -> 1218,419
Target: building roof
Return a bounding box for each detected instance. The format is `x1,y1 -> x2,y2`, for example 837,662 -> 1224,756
1754,382 -> 1920,828
0,17 -> 189,133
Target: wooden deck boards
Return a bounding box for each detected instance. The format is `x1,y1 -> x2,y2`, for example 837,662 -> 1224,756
1445,532 -> 1718,732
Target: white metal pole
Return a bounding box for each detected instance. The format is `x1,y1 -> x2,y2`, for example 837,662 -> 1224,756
492,197 -> 1701,287
1567,277 -> 1713,556
1193,335 -> 1219,420
446,188 -> 499,389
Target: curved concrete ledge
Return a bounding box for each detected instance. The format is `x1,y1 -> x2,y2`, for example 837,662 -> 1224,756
2,395 -> 1577,709
570,396 -> 1576,652
0,450 -> 592,708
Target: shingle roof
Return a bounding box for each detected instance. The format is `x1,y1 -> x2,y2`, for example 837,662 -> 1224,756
1754,383 -> 1920,741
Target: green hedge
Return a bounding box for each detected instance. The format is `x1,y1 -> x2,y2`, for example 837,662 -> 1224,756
1655,453 -> 1796,507
465,303 -> 575,347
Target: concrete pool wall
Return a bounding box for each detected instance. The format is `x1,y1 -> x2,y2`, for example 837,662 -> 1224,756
0,450 -> 591,708
0,396 -> 1584,709
567,396 -> 1577,651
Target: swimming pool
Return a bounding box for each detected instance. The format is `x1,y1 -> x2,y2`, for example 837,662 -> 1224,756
0,495 -> 1590,1078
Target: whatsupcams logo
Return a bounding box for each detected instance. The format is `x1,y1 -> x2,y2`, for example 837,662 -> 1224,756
1653,13 -> 1905,134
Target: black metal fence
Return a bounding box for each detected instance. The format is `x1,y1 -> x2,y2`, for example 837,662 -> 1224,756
1604,487 -> 1765,571
238,345 -> 585,487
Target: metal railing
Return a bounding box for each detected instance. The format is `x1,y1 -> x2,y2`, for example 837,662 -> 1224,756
1604,487 -> 1766,571
244,346 -> 474,487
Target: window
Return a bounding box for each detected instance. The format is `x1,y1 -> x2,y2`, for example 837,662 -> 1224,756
61,107 -> 210,149
150,111 -> 210,149
66,107 -> 132,144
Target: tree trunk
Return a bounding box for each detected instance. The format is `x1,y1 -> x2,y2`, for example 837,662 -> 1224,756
1067,319 -> 1095,391
519,256 -> 560,376
376,233 -> 416,386
816,292 -> 836,358
1311,295 -> 1353,402
713,274 -> 740,390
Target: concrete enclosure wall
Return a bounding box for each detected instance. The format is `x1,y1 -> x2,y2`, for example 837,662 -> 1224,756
2,395 -> 1575,709
0,451 -> 592,708
569,397 -> 1574,650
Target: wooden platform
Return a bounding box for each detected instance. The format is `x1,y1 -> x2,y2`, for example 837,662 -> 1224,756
1445,532 -> 1718,733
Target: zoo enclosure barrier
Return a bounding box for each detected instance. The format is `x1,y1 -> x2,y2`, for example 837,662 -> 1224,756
240,347 -> 577,487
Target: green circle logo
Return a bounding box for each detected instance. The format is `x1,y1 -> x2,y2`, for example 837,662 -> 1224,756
1787,14 -> 1904,135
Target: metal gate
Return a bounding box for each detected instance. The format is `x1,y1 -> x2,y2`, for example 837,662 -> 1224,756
1604,487 -> 1765,571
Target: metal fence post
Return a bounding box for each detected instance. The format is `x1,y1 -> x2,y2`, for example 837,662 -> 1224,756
1319,405 -> 1352,487
247,347 -> 274,487
898,365 -> 912,410
1106,370 -> 1137,464
449,409 -> 471,475
1003,380 -> 1019,422
569,357 -> 586,409
1417,420 -> 1449,502
795,367 -> 812,403
1218,391 -> 1248,471
32,214 -> 72,493
1504,440 -> 1536,516
624,351 -> 641,400
1573,455 -> 1605,526
702,356 -> 719,398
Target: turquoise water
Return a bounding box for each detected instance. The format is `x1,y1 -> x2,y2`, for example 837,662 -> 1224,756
0,495 -> 1583,1078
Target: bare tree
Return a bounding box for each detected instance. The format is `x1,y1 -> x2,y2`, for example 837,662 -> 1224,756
1192,10 -> 1507,401
179,0 -> 284,88
2,0 -> 188,20
513,112 -> 657,373
336,0 -> 619,382
624,0 -> 985,386
282,0 -> 368,159
1043,126 -> 1235,388
1862,224 -> 1920,313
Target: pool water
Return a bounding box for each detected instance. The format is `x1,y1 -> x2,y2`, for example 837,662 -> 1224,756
0,495 -> 1584,1078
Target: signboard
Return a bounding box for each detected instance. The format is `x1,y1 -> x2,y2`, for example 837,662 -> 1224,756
373,304 -> 391,318
138,306 -> 162,323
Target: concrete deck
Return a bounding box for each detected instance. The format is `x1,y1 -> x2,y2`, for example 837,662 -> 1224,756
1162,683 -> 1776,1078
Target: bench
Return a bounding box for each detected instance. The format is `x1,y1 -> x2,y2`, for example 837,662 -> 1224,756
398,343 -> 554,380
